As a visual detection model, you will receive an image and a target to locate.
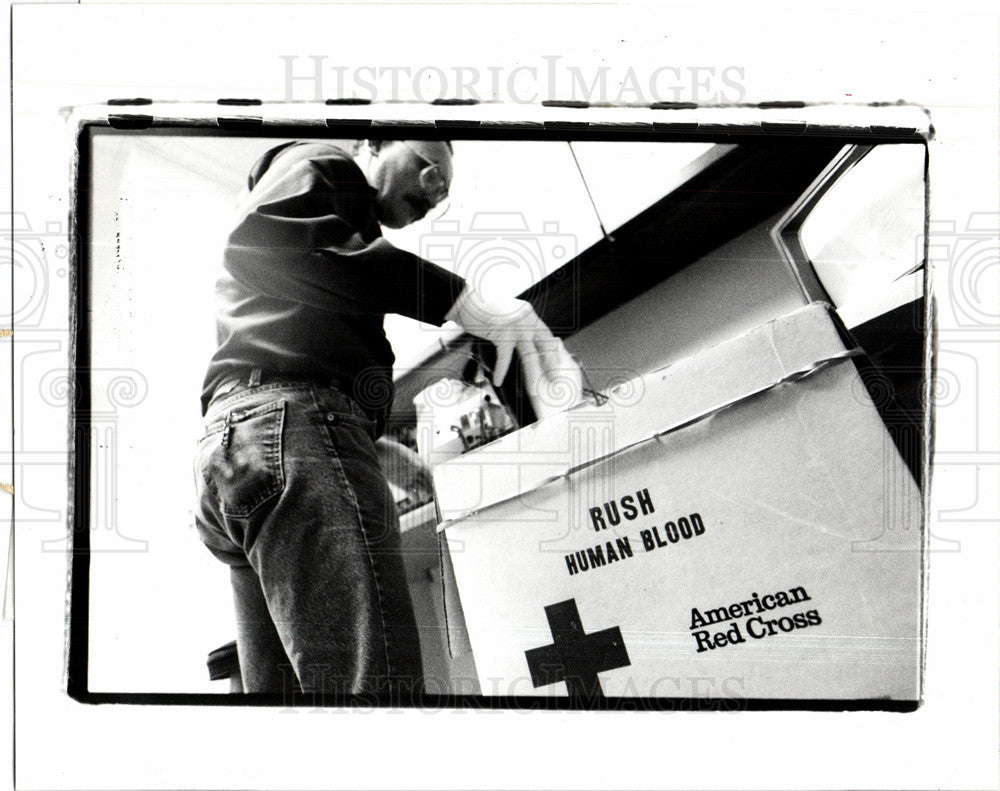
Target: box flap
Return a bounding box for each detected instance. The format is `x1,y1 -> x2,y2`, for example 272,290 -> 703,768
434,302 -> 857,527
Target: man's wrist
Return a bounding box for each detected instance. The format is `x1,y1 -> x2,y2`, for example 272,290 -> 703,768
444,284 -> 475,326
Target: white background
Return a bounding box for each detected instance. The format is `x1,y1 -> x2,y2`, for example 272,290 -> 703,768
4,1 -> 1000,790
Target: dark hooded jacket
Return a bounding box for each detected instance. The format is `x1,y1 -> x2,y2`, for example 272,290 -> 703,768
200,142 -> 466,420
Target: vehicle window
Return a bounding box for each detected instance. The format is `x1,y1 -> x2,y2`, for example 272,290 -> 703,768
799,144 -> 925,327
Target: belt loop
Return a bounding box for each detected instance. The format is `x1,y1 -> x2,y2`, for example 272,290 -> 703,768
248,368 -> 262,387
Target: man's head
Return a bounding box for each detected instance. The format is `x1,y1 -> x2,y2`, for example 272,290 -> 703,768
366,140 -> 453,228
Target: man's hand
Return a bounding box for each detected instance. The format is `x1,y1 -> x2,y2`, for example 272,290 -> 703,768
445,288 -> 564,386
375,437 -> 434,503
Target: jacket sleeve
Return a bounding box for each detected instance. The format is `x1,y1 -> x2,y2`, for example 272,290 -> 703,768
223,149 -> 466,326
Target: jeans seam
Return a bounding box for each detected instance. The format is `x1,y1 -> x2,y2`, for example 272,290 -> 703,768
201,399 -> 288,439
206,383 -> 314,417
208,383 -> 372,427
308,387 -> 394,684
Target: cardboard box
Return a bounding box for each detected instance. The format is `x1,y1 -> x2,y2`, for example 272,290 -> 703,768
398,503 -> 480,695
434,303 -> 922,701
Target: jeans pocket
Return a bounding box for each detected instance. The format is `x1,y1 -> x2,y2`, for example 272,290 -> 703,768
198,400 -> 286,519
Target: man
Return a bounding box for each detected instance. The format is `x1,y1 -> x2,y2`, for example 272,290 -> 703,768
193,139 -> 563,698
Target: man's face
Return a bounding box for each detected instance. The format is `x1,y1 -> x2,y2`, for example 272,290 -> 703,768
369,141 -> 453,229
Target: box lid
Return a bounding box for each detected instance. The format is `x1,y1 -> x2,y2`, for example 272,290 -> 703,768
434,302 -> 861,526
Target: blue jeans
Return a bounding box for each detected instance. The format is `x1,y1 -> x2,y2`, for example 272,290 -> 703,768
193,382 -> 424,698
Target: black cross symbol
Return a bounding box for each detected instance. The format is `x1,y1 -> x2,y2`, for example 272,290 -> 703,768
524,598 -> 631,700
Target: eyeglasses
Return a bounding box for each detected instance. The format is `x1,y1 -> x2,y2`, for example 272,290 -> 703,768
401,141 -> 450,207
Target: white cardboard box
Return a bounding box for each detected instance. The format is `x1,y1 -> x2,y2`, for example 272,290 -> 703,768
434,303 -> 922,701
